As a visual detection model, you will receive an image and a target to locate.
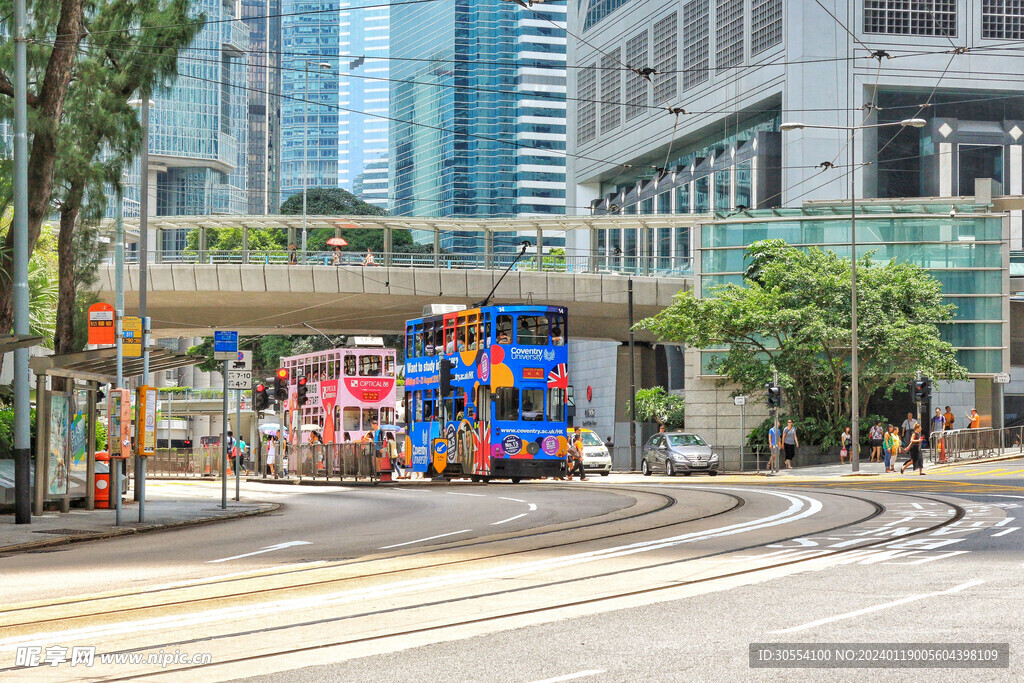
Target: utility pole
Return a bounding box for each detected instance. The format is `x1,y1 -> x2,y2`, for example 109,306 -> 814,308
12,0 -> 31,524
773,368 -> 780,474
136,97 -> 151,505
628,278 -> 637,472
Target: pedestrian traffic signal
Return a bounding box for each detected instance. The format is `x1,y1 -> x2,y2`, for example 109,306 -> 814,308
275,368 -> 289,402
912,376 -> 931,403
253,383 -> 269,411
766,383 -> 782,408
297,377 -> 309,406
439,358 -> 453,396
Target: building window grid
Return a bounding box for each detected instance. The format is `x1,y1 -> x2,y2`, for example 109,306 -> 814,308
578,63 -> 598,144
715,0 -> 744,73
751,0 -> 782,54
682,0 -> 710,91
600,49 -> 622,133
652,13 -> 677,106
982,0 -> 1024,39
863,1 -> 957,37
624,31 -> 649,120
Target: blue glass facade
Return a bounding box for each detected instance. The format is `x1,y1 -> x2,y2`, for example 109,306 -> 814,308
280,0 -> 341,201
389,0 -> 567,219
697,201 -> 1010,376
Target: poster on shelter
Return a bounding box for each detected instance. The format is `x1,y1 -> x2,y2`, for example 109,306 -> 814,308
67,390 -> 89,498
47,395 -> 69,497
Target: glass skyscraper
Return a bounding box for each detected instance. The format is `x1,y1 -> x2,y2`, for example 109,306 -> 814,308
389,0 -> 567,218
243,0 -> 283,215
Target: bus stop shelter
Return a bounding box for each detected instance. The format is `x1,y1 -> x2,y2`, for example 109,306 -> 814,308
28,347 -> 205,515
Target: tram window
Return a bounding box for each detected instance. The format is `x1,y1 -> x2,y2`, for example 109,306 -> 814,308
343,407 -> 361,431
467,326 -> 478,350
457,316 -> 467,352
344,355 -> 357,376
454,391 -> 466,419
495,387 -> 519,421
380,407 -> 395,425
547,387 -> 566,421
522,389 -> 544,421
405,394 -> 414,424
483,318 -> 492,348
496,315 -> 513,344
550,314 -> 565,345
362,407 -> 379,428
414,324 -> 424,357
360,355 -> 382,376
405,327 -> 414,358
434,325 -> 444,354
384,356 -> 395,377
518,316 -> 548,347
444,329 -> 456,355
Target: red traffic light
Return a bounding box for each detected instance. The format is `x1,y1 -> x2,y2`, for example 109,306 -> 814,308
276,368 -> 289,380
255,383 -> 266,392
297,377 -> 307,386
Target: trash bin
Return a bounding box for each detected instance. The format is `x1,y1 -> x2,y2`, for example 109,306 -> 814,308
95,451 -> 111,509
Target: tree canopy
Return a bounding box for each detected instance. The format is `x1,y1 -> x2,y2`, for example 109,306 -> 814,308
630,387 -> 685,430
638,239 -> 968,440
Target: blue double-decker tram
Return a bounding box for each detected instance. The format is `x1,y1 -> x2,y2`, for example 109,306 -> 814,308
403,305 -> 569,481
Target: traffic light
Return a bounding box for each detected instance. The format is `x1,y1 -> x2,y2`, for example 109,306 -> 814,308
275,368 -> 289,403
297,377 -> 309,406
253,383 -> 269,411
439,358 -> 453,397
912,377 -> 931,403
766,383 -> 782,408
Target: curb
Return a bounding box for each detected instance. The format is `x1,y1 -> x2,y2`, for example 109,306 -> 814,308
0,502 -> 281,557
927,451 -> 1024,471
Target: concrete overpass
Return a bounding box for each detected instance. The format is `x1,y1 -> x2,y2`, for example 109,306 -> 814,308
94,262 -> 690,341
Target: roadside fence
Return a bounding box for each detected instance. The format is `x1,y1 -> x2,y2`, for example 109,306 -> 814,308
928,426 -> 1024,464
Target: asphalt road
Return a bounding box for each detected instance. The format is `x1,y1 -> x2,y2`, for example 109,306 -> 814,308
0,458 -> 1021,682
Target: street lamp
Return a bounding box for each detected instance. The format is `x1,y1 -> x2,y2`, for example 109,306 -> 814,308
303,61 -> 332,256
780,117 -> 926,472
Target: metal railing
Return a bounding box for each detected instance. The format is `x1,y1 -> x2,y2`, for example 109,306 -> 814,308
929,426 -> 1024,464
114,250 -> 693,277
292,443 -> 383,481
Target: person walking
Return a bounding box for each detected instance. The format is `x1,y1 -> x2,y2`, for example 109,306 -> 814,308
901,423 -> 925,475
266,436 -> 277,478
930,408 -> 944,450
567,427 -> 587,481
839,426 -> 851,464
901,412 -> 919,448
386,432 -> 402,478
766,422 -> 780,471
288,243 -> 298,265
782,419 -> 798,469
883,425 -> 900,473
868,422 -> 884,463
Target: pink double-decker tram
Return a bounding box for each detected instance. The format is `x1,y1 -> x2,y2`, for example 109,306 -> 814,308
280,338 -> 398,443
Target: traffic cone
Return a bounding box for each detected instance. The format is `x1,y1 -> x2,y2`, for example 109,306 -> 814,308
938,438 -> 947,463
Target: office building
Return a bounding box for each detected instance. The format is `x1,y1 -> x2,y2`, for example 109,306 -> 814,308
243,0 -> 283,215
389,0 -> 568,219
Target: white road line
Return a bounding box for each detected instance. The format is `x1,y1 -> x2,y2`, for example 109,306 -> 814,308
528,670 -> 605,683
529,503 -> 538,511
911,503 -> 924,509
769,579 -> 985,634
498,496 -> 526,503
0,489 -> 820,650
447,492 -> 485,497
207,541 -> 311,564
492,513 -> 528,526
379,529 -> 472,549
994,517 -> 1014,527
991,527 -> 1019,537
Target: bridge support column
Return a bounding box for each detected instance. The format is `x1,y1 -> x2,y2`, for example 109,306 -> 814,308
241,224 -> 249,261
536,229 -> 543,271
433,230 -> 440,267
383,226 -> 392,267
590,227 -> 598,273
612,342 -> 657,471
198,226 -> 207,263
484,230 -> 494,269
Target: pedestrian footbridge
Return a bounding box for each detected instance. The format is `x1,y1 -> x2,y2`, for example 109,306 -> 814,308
95,214 -> 700,340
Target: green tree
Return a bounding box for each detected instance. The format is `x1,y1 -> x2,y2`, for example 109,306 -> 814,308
279,187 -> 421,253
630,387 -> 685,430
638,239 -> 968,437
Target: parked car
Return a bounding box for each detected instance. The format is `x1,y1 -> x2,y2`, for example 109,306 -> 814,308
578,428 -> 612,476
641,432 -> 719,476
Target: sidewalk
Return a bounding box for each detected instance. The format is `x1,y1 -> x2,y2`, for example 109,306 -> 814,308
0,498 -> 278,555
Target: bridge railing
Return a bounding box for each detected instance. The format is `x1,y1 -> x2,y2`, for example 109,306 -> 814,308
116,250 -> 693,277
928,426 -> 1024,464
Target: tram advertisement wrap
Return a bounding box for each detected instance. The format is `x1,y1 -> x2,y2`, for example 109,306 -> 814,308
320,380 -> 338,443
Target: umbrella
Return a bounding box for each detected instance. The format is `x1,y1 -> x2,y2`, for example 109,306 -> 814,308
301,423 -> 323,431
326,237 -> 349,247
258,423 -> 280,434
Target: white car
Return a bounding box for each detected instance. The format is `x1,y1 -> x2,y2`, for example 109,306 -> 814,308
579,428 -> 612,476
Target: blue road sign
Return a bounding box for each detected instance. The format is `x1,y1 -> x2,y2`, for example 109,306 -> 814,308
214,331 -> 239,360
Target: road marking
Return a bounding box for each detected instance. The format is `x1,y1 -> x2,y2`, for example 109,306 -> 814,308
994,517 -> 1014,527
498,496 -> 526,503
528,670 -> 605,683
492,513 -> 528,526
379,530 -> 472,549
529,503 -> 538,511
0,489 -> 820,650
911,503 -> 923,509
447,492 -> 485,497
769,579 -> 985,634
207,541 -> 311,564
991,527 -> 1019,537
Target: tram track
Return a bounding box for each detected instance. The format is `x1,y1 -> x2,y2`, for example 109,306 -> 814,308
91,491 -> 965,681
0,487 -> 965,681
0,486 -> 735,630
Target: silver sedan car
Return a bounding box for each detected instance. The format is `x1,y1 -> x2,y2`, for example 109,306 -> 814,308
641,432 -> 719,476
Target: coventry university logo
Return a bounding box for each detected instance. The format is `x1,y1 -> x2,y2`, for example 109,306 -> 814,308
542,349 -> 556,362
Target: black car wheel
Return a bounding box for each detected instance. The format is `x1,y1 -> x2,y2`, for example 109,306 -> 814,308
709,470 -> 719,476
600,471 -> 610,476
666,460 -> 676,477
641,459 -> 652,476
